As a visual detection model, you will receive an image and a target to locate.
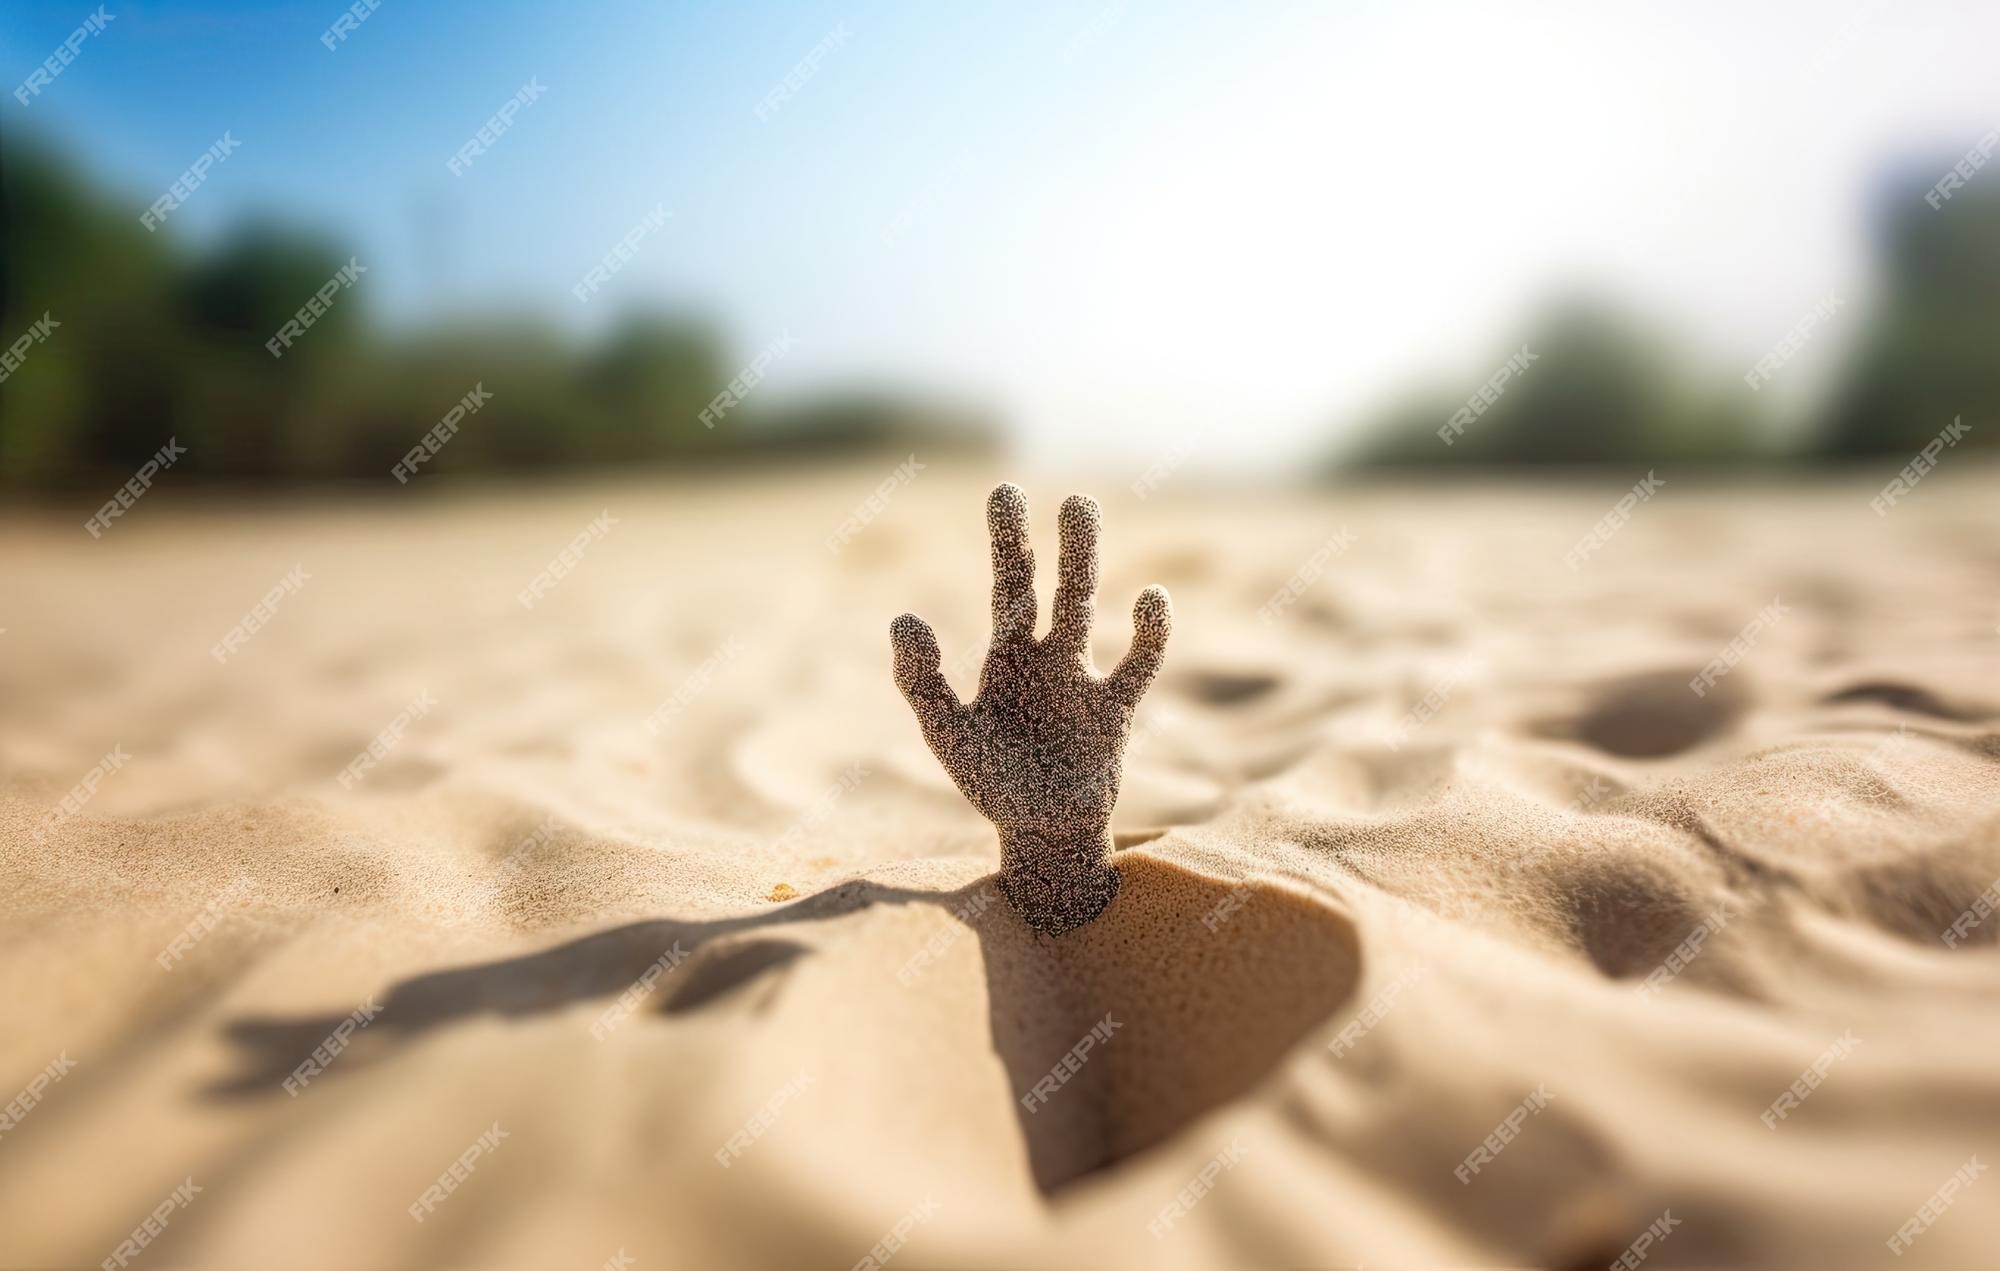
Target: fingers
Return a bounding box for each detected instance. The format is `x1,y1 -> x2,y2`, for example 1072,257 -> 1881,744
890,614 -> 963,740
988,483 -> 1037,640
1048,494 -> 1100,658
1104,585 -> 1172,708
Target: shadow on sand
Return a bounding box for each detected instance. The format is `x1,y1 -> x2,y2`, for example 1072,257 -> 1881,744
206,854 -> 1363,1193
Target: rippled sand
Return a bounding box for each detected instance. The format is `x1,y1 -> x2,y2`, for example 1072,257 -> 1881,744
3,462 -> 1998,1268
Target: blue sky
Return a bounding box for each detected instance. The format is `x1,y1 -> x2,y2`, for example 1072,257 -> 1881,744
8,0 -> 2000,466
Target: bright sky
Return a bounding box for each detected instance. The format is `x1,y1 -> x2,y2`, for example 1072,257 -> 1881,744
8,0 -> 1998,468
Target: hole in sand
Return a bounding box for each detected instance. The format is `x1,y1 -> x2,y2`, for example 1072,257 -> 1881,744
1822,680 -> 1981,721
1841,858 -> 2000,948
978,854 -> 1361,1193
1562,863 -> 1707,980
1540,669 -> 1745,758
1176,669 -> 1281,707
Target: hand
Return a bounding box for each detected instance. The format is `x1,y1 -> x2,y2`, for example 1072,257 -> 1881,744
891,483 -> 1172,934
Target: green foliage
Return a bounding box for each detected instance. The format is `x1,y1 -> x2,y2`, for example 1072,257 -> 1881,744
0,136 -> 992,487
1352,299 -> 1760,469
1343,164 -> 2000,471
1818,182 -> 2000,456
1345,299 -> 1763,470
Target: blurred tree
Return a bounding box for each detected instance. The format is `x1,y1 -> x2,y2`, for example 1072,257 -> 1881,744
173,225 -> 364,477
757,388 -> 996,454
579,312 -> 732,459
1818,176 -> 2000,457
1,131 -> 989,488
1,138 -> 179,483
1343,298 -> 1761,470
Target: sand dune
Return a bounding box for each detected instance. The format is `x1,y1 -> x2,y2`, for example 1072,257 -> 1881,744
3,463 -> 1998,1268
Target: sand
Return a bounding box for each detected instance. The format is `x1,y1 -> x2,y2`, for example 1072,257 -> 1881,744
2,462 -> 1998,1269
